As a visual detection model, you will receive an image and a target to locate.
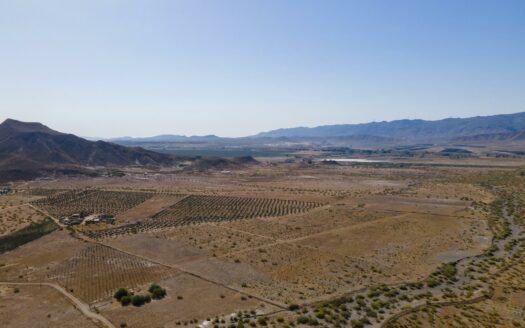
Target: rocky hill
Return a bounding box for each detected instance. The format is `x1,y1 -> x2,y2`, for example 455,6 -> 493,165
0,119 -> 176,181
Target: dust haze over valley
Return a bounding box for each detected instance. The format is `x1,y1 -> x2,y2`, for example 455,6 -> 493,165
2,1 -> 525,328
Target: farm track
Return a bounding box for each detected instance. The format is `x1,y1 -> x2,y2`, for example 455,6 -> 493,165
371,208 -> 476,219
0,281 -> 116,328
26,203 -> 66,228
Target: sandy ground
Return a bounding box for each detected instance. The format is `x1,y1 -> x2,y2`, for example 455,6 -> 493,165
0,284 -> 98,328
0,204 -> 47,236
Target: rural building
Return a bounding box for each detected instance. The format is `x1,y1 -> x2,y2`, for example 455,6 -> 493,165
60,213 -> 114,226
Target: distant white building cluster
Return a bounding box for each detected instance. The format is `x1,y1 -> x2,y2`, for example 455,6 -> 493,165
60,213 -> 114,226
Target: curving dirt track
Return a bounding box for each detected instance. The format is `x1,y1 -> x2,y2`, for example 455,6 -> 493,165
0,281 -> 116,328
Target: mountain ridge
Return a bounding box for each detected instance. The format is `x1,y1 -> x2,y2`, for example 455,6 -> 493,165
95,112 -> 525,142
254,112 -> 525,139
0,119 -> 178,181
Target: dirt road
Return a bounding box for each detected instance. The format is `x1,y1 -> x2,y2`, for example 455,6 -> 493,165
0,281 -> 116,328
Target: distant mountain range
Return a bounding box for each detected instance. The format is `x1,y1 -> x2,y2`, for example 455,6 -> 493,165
254,112 -> 525,140
101,112 -> 525,144
453,131 -> 525,142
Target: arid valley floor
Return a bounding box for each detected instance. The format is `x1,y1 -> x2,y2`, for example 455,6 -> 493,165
1,157 -> 524,328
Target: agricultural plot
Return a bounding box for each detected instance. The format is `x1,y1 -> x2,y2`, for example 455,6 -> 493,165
0,230 -> 89,283
153,195 -> 323,223
115,193 -> 186,223
82,195 -> 323,239
48,244 -> 175,303
19,188 -> 67,197
154,206 -> 388,259
32,189 -> 154,217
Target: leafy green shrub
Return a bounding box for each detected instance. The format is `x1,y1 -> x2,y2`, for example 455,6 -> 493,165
148,284 -> 161,293
426,277 -> 441,288
120,295 -> 132,306
149,284 -> 167,300
438,263 -> 457,279
308,318 -> 319,326
114,288 -> 130,301
288,304 -> 300,311
131,294 -> 151,307
297,316 -> 310,324
350,318 -> 370,328
257,317 -> 268,326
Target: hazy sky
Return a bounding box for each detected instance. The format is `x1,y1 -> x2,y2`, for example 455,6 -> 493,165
1,1 -> 524,137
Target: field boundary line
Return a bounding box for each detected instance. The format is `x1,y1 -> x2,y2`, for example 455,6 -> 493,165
76,234 -> 288,310
27,203 -> 66,228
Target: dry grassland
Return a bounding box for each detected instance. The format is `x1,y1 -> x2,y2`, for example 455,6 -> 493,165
0,204 -> 47,236
0,284 -> 98,328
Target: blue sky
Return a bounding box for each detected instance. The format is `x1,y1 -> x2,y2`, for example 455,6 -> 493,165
1,0 -> 524,137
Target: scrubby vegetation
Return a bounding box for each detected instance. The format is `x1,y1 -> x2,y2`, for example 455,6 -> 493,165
131,294 -> 151,307
114,288 -> 130,302
149,283 -> 167,300
114,284 -> 167,307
